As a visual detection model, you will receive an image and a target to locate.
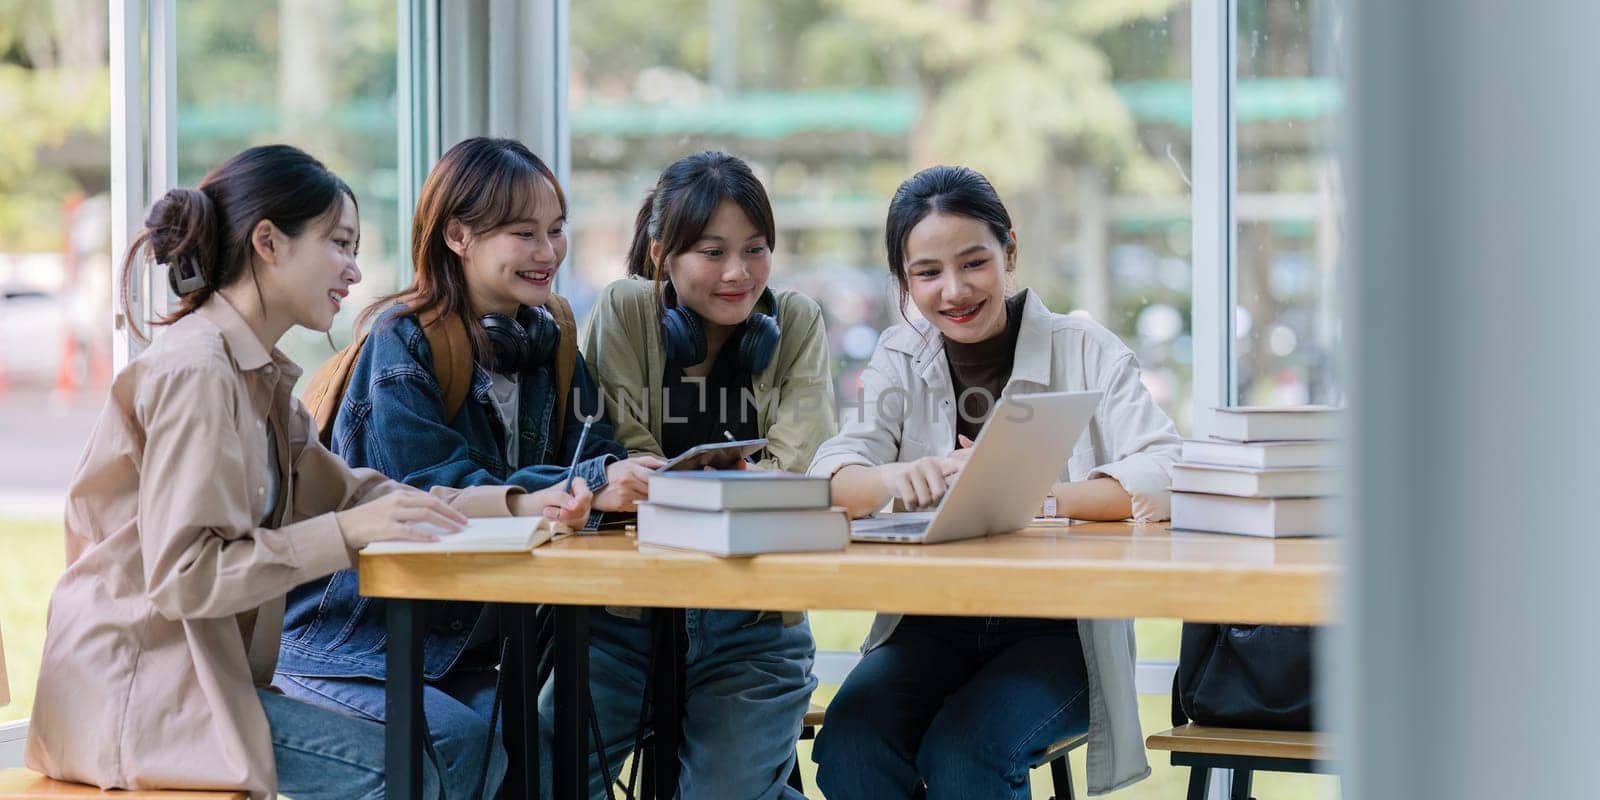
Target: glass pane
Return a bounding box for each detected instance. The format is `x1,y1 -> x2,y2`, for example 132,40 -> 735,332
567,0 -> 1196,432
1234,0 -> 1344,406
176,0 -> 402,392
0,0 -> 112,724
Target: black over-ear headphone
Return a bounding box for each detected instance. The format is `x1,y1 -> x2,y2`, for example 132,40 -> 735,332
480,305 -> 560,374
660,282 -> 782,374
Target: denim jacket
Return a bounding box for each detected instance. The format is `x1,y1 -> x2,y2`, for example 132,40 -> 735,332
276,306 -> 626,681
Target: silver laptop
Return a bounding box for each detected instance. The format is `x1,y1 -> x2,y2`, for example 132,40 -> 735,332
851,390 -> 1102,544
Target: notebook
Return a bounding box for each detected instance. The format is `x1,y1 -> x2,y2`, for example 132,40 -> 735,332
361,516 -> 564,554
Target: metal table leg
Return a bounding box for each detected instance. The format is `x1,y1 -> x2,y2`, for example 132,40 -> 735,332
553,605 -> 591,800
500,604 -> 539,800
649,608 -> 687,799
385,599 -> 425,800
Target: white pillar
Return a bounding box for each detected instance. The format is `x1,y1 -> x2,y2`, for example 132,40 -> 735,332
1346,2 -> 1600,797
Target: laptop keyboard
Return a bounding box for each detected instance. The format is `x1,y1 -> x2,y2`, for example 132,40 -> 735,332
852,514 -> 934,536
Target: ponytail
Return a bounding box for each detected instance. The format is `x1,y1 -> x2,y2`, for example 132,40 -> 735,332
624,189 -> 659,278
120,188 -> 223,339
117,144 -> 352,342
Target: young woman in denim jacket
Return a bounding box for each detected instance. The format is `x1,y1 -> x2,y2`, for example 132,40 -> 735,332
26,145 -> 549,800
557,151 -> 836,799
807,166 -> 1181,799
275,138 -> 660,798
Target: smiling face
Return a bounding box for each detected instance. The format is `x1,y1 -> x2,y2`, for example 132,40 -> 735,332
452,175 -> 567,317
655,199 -> 772,329
901,211 -> 1015,344
260,192 -> 362,333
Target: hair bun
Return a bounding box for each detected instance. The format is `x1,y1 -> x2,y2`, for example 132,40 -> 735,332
145,187 -> 218,267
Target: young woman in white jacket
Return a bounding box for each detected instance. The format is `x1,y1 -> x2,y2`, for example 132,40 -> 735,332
807,165 -> 1181,799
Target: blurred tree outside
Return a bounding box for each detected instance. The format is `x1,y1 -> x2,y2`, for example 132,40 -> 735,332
569,0 -> 1200,426
821,0 -> 1189,322
172,0 -> 400,380
0,0 -> 108,251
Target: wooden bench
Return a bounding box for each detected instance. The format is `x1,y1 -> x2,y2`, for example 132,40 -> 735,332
1145,724 -> 1335,800
0,768 -> 246,799
791,703 -> 1089,800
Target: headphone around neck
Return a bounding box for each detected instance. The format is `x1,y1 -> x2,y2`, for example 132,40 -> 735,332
480,305 -> 560,374
660,281 -> 782,374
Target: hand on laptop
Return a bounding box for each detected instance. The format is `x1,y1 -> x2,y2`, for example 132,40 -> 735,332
946,435 -> 977,466
883,453 -> 965,510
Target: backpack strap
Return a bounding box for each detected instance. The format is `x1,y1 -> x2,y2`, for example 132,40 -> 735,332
544,293 -> 579,444
304,329 -> 371,449
418,310 -> 474,424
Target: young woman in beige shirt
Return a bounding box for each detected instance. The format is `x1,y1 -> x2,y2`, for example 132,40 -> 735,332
23,145 -> 584,800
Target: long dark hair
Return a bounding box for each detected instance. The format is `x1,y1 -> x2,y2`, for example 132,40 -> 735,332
362,137 -> 566,358
884,165 -> 1014,316
120,144 -> 354,340
624,151 -> 776,301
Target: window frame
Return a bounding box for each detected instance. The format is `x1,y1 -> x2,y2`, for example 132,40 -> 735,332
1191,0 -> 1241,431
110,0 -> 178,368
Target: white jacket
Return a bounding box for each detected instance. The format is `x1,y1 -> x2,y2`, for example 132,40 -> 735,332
808,290 -> 1180,795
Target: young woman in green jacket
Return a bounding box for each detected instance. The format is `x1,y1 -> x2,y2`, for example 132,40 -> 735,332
543,151 -> 835,799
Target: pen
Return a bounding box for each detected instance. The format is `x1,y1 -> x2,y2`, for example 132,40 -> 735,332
564,417 -> 594,493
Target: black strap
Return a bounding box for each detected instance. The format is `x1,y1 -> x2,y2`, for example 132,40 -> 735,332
471,636 -> 511,800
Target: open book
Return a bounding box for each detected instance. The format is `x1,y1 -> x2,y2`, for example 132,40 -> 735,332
362,516 -> 566,554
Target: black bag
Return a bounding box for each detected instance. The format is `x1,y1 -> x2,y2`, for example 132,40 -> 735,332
1172,623 -> 1317,731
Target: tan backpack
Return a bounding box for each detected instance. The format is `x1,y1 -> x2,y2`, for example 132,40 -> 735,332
304,294 -> 579,449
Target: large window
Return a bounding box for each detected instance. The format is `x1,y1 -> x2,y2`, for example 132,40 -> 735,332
565,0 -> 1196,430
0,0 -> 403,728
175,0 -> 403,384
1233,0 -> 1343,406
0,0 -> 111,727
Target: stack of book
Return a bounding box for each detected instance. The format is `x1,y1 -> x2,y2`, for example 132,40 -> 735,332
637,471 -> 850,556
1170,406 -> 1341,538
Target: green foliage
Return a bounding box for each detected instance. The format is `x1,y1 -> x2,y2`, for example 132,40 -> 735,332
572,0 -> 1189,197
826,0 -> 1188,195
572,0 -> 712,94
0,0 -> 109,251
0,517 -> 66,724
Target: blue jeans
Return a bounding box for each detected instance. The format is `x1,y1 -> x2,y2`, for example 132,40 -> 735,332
258,688 -> 408,800
272,666 -> 506,800
538,608 -> 816,800
812,615 -> 1091,800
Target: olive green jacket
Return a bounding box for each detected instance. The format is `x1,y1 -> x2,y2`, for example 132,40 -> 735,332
579,276 -> 838,473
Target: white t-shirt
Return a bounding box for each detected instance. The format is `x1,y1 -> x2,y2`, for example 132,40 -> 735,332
488,370 -> 520,466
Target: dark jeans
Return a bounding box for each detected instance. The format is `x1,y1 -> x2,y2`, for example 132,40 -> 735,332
537,607 -> 816,800
812,615 -> 1090,800
272,665 -> 505,800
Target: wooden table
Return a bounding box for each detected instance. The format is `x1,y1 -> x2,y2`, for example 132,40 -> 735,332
360,522 -> 1339,799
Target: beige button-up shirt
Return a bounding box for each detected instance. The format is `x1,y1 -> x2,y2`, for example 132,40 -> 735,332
24,297 -> 518,799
